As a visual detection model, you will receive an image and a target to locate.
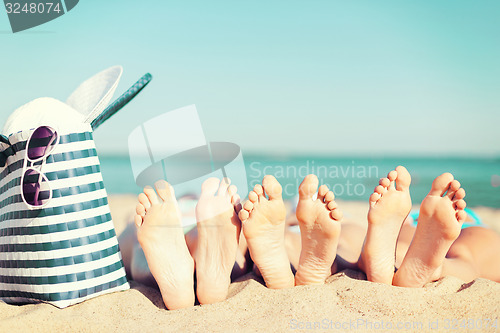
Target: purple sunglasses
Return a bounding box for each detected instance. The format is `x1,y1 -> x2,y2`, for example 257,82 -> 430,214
20,126 -> 59,209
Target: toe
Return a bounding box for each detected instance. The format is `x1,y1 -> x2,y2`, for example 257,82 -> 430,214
154,180 -> 175,202
379,178 -> 390,188
455,199 -> 466,210
134,215 -> 143,227
218,177 -> 231,196
243,201 -> 254,212
388,170 -> 397,182
446,180 -> 461,200
318,185 -> 329,202
253,184 -> 265,199
324,190 -> 334,203
143,186 -> 159,205
375,185 -> 387,195
327,200 -> 337,210
330,208 -> 343,221
388,171 -> 397,189
227,185 -> 238,197
248,191 -> 259,203
453,188 -> 466,200
138,193 -> 152,210
136,203 -> 146,217
369,192 -> 381,207
201,177 -> 221,197
456,210 -> 467,223
395,166 -> 411,192
239,209 -> 249,221
262,175 -> 282,201
428,173 -> 454,197
299,174 -> 319,200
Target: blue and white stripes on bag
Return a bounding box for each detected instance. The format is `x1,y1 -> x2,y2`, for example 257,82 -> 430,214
0,66 -> 152,308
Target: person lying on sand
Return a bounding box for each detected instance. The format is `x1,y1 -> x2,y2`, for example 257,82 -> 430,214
277,166 -> 500,289
122,178 -> 243,310
122,166 -> 500,310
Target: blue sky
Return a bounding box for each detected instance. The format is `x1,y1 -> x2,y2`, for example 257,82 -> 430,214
0,0 -> 499,157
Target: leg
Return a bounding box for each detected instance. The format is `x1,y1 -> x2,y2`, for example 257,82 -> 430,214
129,190 -> 248,291
335,222 -> 367,270
239,175 -> 295,289
130,243 -> 158,287
393,173 -> 466,287
294,175 -> 342,285
358,166 -> 412,284
441,226 -> 500,282
194,178 -> 242,304
117,222 -> 137,279
135,181 -> 195,310
117,221 -> 161,287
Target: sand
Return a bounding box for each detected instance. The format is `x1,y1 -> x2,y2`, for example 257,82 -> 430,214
1,194 -> 499,332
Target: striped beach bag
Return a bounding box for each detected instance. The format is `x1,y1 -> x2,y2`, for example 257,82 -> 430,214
0,66 -> 151,308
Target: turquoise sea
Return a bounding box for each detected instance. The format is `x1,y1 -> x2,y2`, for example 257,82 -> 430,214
99,155 -> 500,209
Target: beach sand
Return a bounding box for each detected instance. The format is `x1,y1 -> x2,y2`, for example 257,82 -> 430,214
1,194 -> 499,332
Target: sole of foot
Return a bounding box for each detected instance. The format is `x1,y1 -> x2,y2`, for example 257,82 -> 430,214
239,175 -> 295,289
135,180 -> 195,310
393,173 -> 466,287
194,177 -> 241,304
359,166 -> 412,284
295,175 -> 342,285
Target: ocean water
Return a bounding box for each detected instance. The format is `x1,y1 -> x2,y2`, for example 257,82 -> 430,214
99,155 -> 500,208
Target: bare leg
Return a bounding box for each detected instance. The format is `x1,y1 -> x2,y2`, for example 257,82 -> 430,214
117,222 -> 158,286
117,222 -> 137,279
281,172 -> 500,285
326,209 -> 500,284
135,181 -> 195,310
239,175 -> 295,289
194,178 -> 242,304
121,216 -> 248,291
358,166 -> 412,284
440,226 -> 500,282
393,173 -> 466,287
131,243 -> 157,287
335,222 -> 367,270
294,175 -> 342,285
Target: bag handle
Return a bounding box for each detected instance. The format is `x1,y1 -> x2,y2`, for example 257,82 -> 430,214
91,73 -> 152,130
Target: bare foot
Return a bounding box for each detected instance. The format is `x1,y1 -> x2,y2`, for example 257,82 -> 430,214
195,178 -> 241,304
393,173 -> 466,287
239,175 -> 294,289
358,166 -> 412,284
295,175 -> 342,285
135,180 -> 195,310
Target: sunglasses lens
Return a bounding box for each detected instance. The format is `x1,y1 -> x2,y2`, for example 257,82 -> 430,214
22,169 -> 51,207
27,126 -> 57,160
